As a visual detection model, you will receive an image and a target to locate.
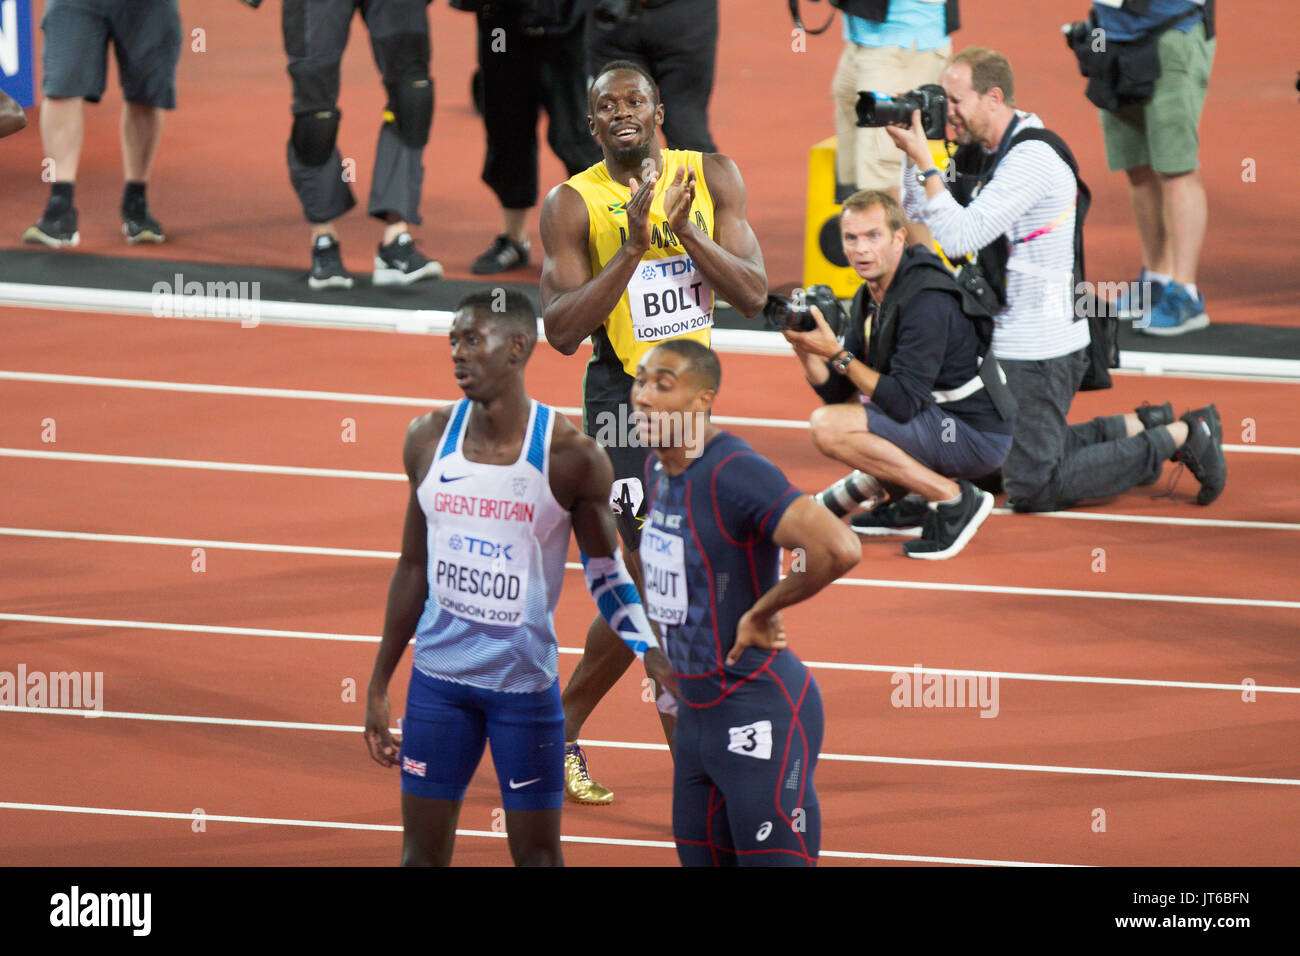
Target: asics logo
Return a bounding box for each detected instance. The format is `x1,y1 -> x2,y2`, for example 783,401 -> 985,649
756,821 -> 772,842
508,777 -> 542,790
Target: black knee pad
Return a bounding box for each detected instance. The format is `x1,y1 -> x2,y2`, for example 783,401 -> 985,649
291,109 -> 341,167
377,32 -> 433,148
376,32 -> 430,80
387,78 -> 433,149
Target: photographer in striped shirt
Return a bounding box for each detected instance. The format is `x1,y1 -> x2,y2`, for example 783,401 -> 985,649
889,47 -> 1225,511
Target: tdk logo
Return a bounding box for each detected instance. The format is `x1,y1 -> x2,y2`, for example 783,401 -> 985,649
646,533 -> 676,554
643,258 -> 696,279
458,535 -> 514,560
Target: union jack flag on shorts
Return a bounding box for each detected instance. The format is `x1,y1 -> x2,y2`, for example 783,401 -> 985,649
401,756 -> 427,777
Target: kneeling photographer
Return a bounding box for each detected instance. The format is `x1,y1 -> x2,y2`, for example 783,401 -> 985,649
777,190 -> 1015,561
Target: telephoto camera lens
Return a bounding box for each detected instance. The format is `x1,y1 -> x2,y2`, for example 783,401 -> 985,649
815,471 -> 886,518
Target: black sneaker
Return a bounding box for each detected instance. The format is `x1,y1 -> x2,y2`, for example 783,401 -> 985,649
122,205 -> 165,244
1135,401 -> 1174,430
850,494 -> 928,537
902,481 -> 995,561
309,235 -> 355,290
22,205 -> 79,248
471,234 -> 530,274
1135,402 -> 1174,485
373,232 -> 443,286
1173,404 -> 1226,505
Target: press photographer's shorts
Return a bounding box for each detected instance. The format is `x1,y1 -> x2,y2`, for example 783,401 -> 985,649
41,0 -> 182,108
1100,21 -> 1214,175
584,398 -> 651,552
864,401 -> 1011,481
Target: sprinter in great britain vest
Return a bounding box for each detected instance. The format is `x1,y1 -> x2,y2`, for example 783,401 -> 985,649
411,398 -> 572,693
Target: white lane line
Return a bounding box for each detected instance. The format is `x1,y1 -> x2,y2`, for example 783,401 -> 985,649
0,527 -> 402,560
579,738 -> 1300,788
4,607 -> 1297,695
835,577 -> 1300,611
0,369 -> 793,431
17,527 -> 1300,611
5,706 -> 1298,788
0,448 -> 406,481
2,370 -> 1296,448
992,509 -> 1300,532
0,370 -> 453,407
4,447 -> 1297,533
5,282 -> 1300,379
0,613 -> 380,644
13,448 -> 1300,503
0,801 -> 1067,865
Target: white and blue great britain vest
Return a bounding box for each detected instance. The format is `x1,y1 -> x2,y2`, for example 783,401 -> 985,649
412,399 -> 571,693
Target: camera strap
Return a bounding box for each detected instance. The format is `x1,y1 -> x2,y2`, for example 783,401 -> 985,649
971,114 -> 1020,196
931,355 -> 1017,421
787,0 -> 838,35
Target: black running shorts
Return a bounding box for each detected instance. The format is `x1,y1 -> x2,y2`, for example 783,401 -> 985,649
41,0 -> 182,108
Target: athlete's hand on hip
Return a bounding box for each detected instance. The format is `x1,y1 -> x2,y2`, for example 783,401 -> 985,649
727,609 -> 788,666
663,164 -> 696,234
643,646 -> 680,701
625,168 -> 658,255
364,689 -> 400,767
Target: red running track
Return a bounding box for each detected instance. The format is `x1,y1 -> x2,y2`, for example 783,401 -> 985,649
1,308 -> 1298,865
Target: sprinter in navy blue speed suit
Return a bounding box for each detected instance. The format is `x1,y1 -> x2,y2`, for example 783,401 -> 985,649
632,340 -> 861,866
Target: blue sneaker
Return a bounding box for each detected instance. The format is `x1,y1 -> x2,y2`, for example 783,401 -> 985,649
1139,281 -> 1208,336
1115,276 -> 1164,321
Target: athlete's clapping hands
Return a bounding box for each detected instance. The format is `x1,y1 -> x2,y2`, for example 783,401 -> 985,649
663,164 -> 697,235
625,166 -> 658,254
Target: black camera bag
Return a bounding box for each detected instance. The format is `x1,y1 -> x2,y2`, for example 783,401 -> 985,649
1066,4 -> 1211,112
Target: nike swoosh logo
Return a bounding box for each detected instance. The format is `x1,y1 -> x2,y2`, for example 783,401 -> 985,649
439,474 -> 471,483
508,777 -> 542,790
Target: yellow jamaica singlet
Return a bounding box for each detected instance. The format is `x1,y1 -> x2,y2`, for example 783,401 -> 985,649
565,150 -> 716,404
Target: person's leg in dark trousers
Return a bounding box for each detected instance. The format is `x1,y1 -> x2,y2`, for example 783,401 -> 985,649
471,5 -> 542,271
479,7 -> 540,214
283,0 -> 358,225
539,19 -> 602,177
1063,415 -> 1160,485
641,0 -> 717,152
586,6 -> 639,78
1003,351 -> 1175,510
1053,418 -> 1175,505
361,0 -> 432,227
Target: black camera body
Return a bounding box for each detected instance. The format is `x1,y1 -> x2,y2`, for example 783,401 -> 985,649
763,285 -> 845,335
856,83 -> 947,140
1062,19 -> 1092,50
593,0 -> 641,28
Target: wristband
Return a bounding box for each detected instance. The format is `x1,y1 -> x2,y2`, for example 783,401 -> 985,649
580,549 -> 658,659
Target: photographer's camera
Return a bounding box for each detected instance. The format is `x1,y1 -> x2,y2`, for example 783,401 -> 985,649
856,83 -> 947,140
762,285 -> 845,334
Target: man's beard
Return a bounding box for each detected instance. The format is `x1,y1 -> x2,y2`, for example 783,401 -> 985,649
610,138 -> 652,168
